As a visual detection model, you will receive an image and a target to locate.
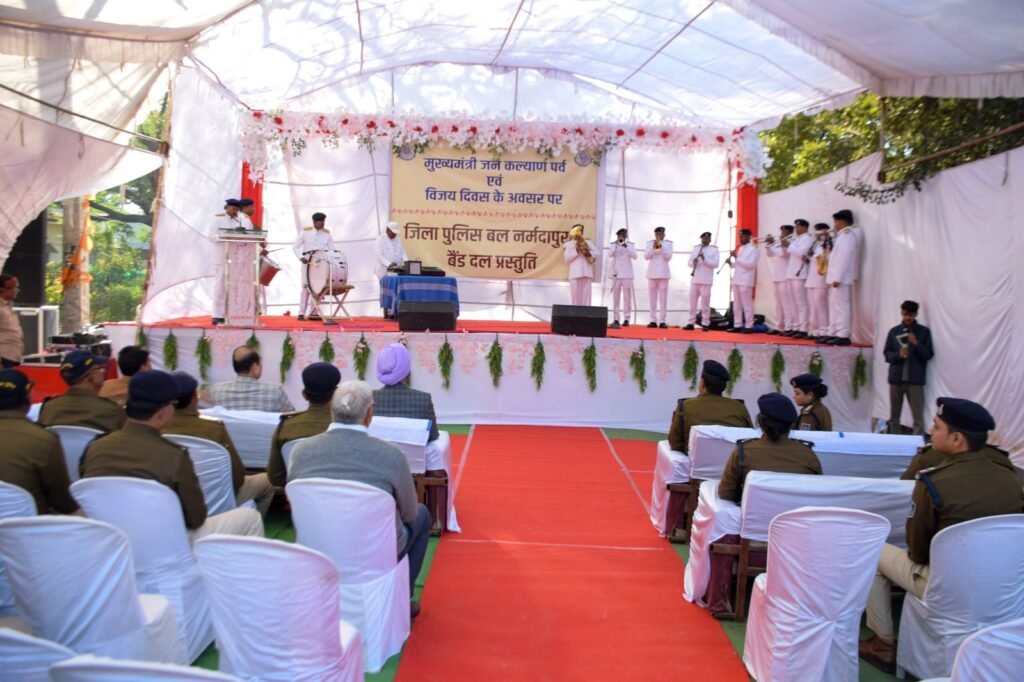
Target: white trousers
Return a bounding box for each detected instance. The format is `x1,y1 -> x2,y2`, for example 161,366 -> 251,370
648,278 -> 669,324
772,280 -> 788,330
807,286 -> 829,335
212,263 -> 225,319
786,279 -> 809,332
188,507 -> 264,544
688,283 -> 712,326
570,277 -> 593,306
731,284 -> 754,328
610,278 -> 633,320
828,284 -> 854,338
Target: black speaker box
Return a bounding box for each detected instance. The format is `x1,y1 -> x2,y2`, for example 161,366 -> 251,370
6,211 -> 48,307
398,301 -> 457,331
551,304 -> 608,337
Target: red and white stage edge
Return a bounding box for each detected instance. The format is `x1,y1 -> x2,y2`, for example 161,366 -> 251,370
107,317 -> 875,433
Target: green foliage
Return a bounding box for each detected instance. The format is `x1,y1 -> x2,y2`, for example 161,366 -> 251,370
136,327 -> 148,349
530,337 -> 546,391
771,348 -> 785,392
162,331 -> 178,371
318,334 -> 335,363
353,334 -> 370,380
726,348 -> 743,396
246,332 -> 260,350
583,341 -> 597,393
438,337 -> 454,390
630,342 -> 647,393
683,343 -> 699,390
195,333 -> 212,381
853,353 -> 868,400
280,334 -> 295,382
809,351 -> 824,377
485,336 -> 503,388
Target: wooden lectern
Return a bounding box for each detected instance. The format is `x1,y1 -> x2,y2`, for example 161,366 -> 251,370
217,230 -> 264,327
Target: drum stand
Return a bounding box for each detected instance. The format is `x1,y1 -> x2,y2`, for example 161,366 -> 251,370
310,284 -> 354,325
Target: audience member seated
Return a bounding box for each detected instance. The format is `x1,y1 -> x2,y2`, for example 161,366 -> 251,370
718,393 -> 822,503
80,370 -> 264,540
288,380 -> 431,616
267,362 -> 340,487
859,397 -> 1024,673
901,440 -> 1015,480
209,346 -> 294,413
0,369 -> 79,514
165,371 -> 275,515
373,342 -> 442,464
99,345 -> 150,407
668,360 -> 752,453
790,373 -> 832,431
38,350 -> 126,433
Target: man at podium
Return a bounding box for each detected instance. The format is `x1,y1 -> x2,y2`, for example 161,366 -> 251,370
211,198 -> 254,324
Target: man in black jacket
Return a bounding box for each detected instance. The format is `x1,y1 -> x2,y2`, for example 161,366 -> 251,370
883,300 -> 934,434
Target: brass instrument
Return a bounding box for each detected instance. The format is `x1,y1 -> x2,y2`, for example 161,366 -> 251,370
653,237 -> 663,251
815,235 -> 832,276
690,244 -> 705,277
576,233 -> 595,265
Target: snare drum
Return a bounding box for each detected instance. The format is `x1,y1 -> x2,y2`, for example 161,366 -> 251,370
259,255 -> 281,286
306,249 -> 349,297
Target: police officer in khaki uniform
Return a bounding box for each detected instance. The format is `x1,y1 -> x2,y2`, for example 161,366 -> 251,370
165,371 -> 275,515
860,398 -> 1024,673
790,373 -> 832,432
900,442 -> 1016,481
81,370 -> 263,540
0,369 -> 79,514
267,362 -> 341,487
39,350 -> 126,433
718,393 -> 822,503
668,360 -> 753,453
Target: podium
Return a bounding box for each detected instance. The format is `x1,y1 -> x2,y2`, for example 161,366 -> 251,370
217,230 -> 264,327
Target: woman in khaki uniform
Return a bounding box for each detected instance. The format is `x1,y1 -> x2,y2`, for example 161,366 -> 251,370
790,372 -> 832,432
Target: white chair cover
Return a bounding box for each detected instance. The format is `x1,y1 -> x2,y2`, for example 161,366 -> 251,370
50,654 -> 243,681
682,479 -> 739,604
193,536 -> 363,682
280,436 -> 308,473
0,516 -> 184,664
368,416 -> 430,474
199,407 -> 280,468
743,507 -> 890,682
162,434 -> 239,515
46,425 -> 103,482
0,482 -> 36,618
897,514 -> 1024,680
943,616 -> 1024,682
70,477 -> 214,663
26,403 -> 40,422
649,440 -> 690,534
0,627 -> 75,682
287,478 -> 410,673
426,430 -> 460,532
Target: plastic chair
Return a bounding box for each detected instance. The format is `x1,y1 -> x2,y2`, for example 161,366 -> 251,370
896,514 -> 1024,679
193,536 -> 363,682
46,425 -> 102,482
50,654 -> 243,681
743,507 -> 890,682
0,516 -> 185,664
71,477 -> 214,663
0,627 -> 75,682
0,482 -> 36,618
163,434 -> 240,515
287,478 -> 410,673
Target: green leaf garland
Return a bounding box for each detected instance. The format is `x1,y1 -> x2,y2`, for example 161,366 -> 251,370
246,331 -> 260,350
162,331 -> 178,371
280,333 -> 296,382
809,350 -> 824,377
353,334 -> 370,380
318,334 -> 335,363
583,341 -> 598,393
683,342 -> 699,390
630,342 -> 647,393
726,347 -> 743,395
438,336 -> 454,390
771,348 -> 785,392
136,327 -> 148,349
485,336 -> 503,388
195,332 -> 212,381
530,337 -> 546,391
852,352 -> 868,399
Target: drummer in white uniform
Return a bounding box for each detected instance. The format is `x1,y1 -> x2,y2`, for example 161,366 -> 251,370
210,198 -> 254,324
293,212 -> 336,321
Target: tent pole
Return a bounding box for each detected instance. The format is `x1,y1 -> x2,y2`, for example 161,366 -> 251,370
139,89 -> 174,328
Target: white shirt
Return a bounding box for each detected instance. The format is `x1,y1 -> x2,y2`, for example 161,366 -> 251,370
211,211 -> 252,237
293,228 -> 336,260
327,423 -> 369,434
687,244 -> 719,285
731,242 -> 759,287
766,241 -> 789,282
805,239 -> 828,289
563,239 -> 597,280
785,232 -> 815,280
825,226 -> 862,286
0,297 -> 23,362
374,233 -> 408,278
607,240 -> 637,279
644,239 -> 673,279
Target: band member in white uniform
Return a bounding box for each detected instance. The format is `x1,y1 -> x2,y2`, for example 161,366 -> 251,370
644,226 -> 672,328
726,228 -> 759,332
805,223 -> 831,340
374,221 -> 408,280
684,231 -> 719,331
293,212 -> 336,321
564,224 -> 598,305
210,198 -> 253,324
607,228 -> 637,329
784,219 -> 815,338
822,209 -> 862,346
764,224 -> 794,335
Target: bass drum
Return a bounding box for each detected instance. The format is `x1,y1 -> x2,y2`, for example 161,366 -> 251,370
259,254 -> 281,286
305,249 -> 349,297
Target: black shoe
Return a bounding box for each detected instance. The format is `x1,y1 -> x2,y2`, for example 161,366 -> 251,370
726,327 -> 741,333
659,322 -> 668,329
297,315 -> 305,321
610,321 -> 621,329
701,325 -> 711,332
815,336 -> 833,344
212,317 -> 225,325
683,324 -> 694,331
647,322 -> 657,328
741,328 -> 755,334
766,329 -> 780,336
792,331 -> 808,339
830,337 -> 852,346
622,320 -> 630,327
411,600 -> 421,619
308,314 -> 322,321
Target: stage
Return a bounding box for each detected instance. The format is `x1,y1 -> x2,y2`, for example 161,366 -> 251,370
107,317 -> 876,433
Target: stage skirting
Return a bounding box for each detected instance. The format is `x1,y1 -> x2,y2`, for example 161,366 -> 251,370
107,320 -> 876,433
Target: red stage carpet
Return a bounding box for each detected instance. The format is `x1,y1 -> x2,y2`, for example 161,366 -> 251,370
395,426 -> 747,681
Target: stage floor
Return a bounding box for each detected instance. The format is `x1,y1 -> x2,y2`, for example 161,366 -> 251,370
145,315 -> 868,348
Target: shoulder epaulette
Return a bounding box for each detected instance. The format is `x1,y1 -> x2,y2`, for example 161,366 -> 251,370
214,212 -> 226,217
278,410 -> 303,421
302,226 -> 313,231
198,414 -> 224,423
916,469 -> 944,507
988,445 -> 1010,458
794,438 -> 815,450
677,398 -> 690,410
736,437 -> 758,445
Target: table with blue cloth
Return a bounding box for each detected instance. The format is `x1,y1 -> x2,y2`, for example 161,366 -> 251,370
379,275 -> 460,318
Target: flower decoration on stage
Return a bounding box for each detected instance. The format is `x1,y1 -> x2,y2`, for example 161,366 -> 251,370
241,111 -> 766,184
552,335 -> 584,375
163,331 -> 178,371
353,334 -> 371,381
808,351 -> 824,377
485,336 -> 504,388
195,332 -> 212,381
438,336 -> 454,390
630,343 -> 647,394
245,331 -> 260,351
683,343 -> 699,390
651,341 -> 676,381
600,342 -> 631,383
280,333 -> 296,382
530,337 -> 546,390
852,353 -> 868,399
771,348 -> 785,392
583,341 -> 598,393
726,347 -> 743,396
318,333 -> 335,364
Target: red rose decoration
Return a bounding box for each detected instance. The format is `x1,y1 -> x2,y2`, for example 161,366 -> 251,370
431,125 -> 439,133
636,128 -> 646,137
414,126 -> 423,132
660,131 -> 670,139
716,135 -> 725,143
495,127 -> 501,134
616,129 -> 625,136
451,125 -> 459,133
469,126 -> 477,134
575,127 -> 584,135
366,120 -> 377,129
253,111 -> 263,120
273,116 -> 283,126
341,118 -> 349,125
691,135 -> 698,143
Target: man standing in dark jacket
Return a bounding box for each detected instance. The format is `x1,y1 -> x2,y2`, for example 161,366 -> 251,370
883,301 -> 934,434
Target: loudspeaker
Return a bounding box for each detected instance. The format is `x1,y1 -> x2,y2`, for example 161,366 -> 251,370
398,301 -> 457,331
551,304 -> 608,337
6,211 -> 48,307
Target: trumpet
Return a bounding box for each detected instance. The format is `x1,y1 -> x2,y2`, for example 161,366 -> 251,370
653,237 -> 663,251
752,233 -> 794,246
576,233 -> 595,264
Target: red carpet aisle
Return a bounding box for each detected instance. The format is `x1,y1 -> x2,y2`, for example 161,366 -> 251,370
395,426 -> 747,681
